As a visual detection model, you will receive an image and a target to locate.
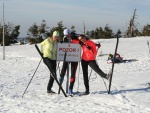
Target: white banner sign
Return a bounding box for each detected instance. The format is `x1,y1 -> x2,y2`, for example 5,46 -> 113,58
57,43 -> 81,62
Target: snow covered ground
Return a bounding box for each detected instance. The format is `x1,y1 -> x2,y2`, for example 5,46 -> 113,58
0,37 -> 150,113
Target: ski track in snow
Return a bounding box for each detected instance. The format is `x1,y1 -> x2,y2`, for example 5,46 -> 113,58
0,38 -> 150,113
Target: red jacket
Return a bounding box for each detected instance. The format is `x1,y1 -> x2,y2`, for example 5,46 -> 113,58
81,39 -> 97,61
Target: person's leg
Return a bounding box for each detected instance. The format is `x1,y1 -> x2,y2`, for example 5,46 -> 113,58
44,58 -> 56,92
81,59 -> 89,93
60,62 -> 67,77
59,62 -> 68,84
89,60 -> 107,79
57,62 -> 68,94
69,62 -> 78,93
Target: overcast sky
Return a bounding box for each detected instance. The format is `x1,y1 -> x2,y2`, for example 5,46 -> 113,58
0,0 -> 150,37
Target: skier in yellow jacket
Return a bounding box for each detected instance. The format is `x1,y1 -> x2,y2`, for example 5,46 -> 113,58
40,31 -> 59,93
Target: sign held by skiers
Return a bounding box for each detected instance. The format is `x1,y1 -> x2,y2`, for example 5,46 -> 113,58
57,43 -> 81,62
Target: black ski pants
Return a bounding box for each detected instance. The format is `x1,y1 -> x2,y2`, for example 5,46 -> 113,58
44,57 -> 56,91
81,59 -> 107,90
60,62 -> 78,90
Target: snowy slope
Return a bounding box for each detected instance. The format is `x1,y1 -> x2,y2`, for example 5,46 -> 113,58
0,37 -> 150,113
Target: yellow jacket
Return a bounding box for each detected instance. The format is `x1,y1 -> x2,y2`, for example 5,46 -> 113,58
40,37 -> 57,60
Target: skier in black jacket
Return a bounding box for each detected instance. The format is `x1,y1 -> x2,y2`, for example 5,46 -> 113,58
59,29 -> 79,95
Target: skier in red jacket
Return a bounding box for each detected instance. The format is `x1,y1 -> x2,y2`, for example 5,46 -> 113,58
78,34 -> 110,94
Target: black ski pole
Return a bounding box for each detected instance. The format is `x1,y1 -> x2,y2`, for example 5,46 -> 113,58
56,61 -> 61,75
56,61 -> 60,71
77,62 -> 80,92
58,52 -> 67,94
88,69 -> 93,80
22,58 -> 42,98
108,37 -> 119,94
92,60 -> 109,92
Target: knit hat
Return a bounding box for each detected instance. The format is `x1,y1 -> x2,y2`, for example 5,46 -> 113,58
53,31 -> 59,37
63,29 -> 71,36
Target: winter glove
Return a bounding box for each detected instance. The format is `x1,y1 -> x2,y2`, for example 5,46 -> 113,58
85,44 -> 91,50
60,40 -> 63,43
79,41 -> 83,46
96,43 -> 101,48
